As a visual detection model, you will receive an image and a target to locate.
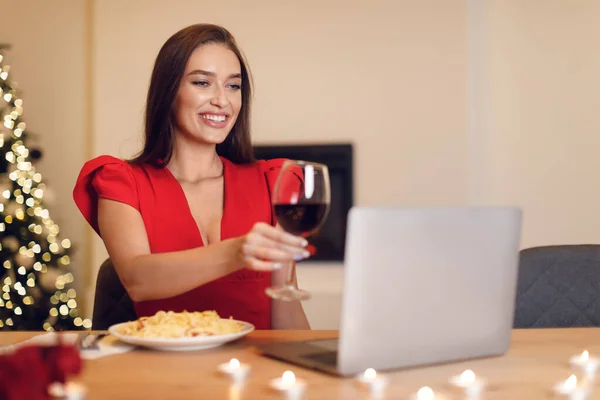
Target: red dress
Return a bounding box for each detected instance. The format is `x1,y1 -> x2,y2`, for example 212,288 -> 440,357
73,155 -> 289,329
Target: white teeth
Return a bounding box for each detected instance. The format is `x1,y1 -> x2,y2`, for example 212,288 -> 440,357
202,114 -> 226,122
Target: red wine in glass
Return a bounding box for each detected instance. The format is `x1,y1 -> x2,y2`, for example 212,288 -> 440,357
266,161 -> 331,301
273,203 -> 329,237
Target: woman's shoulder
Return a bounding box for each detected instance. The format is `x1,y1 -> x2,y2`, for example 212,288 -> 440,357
258,158 -> 289,172
79,154 -> 138,173
73,155 -> 143,236
223,157 -> 291,192
76,154 -> 158,183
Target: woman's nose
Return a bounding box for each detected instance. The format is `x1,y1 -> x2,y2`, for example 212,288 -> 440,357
210,85 -> 228,107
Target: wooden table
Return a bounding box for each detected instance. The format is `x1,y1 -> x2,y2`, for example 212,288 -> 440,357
2,328 -> 600,399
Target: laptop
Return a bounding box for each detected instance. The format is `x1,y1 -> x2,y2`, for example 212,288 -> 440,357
257,206 -> 522,376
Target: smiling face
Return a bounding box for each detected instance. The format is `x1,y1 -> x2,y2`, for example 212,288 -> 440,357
172,43 -> 243,145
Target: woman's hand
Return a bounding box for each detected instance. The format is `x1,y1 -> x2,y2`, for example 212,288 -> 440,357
237,222 -> 309,271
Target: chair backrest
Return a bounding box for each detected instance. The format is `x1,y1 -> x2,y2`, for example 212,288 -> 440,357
514,245 -> 600,328
92,258 -> 136,330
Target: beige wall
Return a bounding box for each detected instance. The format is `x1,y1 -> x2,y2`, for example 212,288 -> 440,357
478,0 -> 600,247
4,1 -> 600,324
92,0 -> 469,206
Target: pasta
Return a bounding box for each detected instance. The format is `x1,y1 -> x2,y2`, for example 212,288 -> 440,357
116,310 -> 244,338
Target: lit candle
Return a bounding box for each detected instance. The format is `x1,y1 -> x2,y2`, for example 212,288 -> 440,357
410,386 -> 449,400
569,350 -> 600,380
47,381 -> 88,400
269,370 -> 306,399
553,374 -> 589,400
449,369 -> 486,398
459,369 -> 476,385
417,386 -> 435,400
355,368 -> 389,397
217,358 -> 251,383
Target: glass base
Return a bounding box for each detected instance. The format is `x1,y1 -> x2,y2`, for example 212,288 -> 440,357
265,285 -> 311,301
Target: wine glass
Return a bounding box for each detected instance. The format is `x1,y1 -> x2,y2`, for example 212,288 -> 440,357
265,160 -> 331,301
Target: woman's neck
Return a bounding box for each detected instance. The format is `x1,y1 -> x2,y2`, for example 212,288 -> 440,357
167,138 -> 223,183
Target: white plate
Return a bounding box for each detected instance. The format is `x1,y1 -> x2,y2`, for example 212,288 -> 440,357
107,320 -> 255,351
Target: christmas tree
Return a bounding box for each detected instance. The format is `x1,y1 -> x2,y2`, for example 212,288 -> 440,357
0,44 -> 91,331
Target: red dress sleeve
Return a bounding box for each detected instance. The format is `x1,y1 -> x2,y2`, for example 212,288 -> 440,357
72,155 -> 140,236
262,158 -> 304,204
263,158 -> 286,195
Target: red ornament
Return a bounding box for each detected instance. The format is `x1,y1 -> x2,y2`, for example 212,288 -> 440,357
0,342 -> 83,400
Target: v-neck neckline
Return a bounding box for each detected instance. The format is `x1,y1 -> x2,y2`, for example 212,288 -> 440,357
163,156 -> 229,247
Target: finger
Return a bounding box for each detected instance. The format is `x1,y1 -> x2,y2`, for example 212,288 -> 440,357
242,243 -> 297,262
253,222 -> 308,247
243,256 -> 284,271
245,232 -> 310,259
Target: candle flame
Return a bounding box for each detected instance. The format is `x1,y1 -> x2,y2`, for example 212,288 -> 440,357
282,370 -> 296,386
364,368 -> 377,381
417,386 -> 435,400
580,350 -> 589,363
460,369 -> 476,384
565,374 -> 577,391
229,358 -> 240,370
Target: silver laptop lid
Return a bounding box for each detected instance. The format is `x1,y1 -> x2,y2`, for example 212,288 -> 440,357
337,206 -> 522,376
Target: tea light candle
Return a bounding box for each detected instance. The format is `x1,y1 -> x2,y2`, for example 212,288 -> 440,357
553,374 -> 589,400
217,358 -> 251,383
269,370 -> 306,399
229,384 -> 241,400
417,386 -> 435,400
355,368 -> 389,397
48,381 -> 88,400
449,369 -> 486,398
569,350 -> 600,379
410,386 -> 448,400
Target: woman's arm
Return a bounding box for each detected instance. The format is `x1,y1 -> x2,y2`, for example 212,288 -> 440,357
270,263 -> 311,329
98,198 -> 308,302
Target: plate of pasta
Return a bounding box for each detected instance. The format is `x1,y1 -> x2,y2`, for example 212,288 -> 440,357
108,310 -> 254,351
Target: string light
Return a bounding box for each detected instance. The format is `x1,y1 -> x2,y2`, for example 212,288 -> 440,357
0,49 -> 91,331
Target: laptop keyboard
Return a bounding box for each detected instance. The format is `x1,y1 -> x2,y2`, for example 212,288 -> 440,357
297,339 -> 340,367
305,339 -> 339,351
301,350 -> 338,366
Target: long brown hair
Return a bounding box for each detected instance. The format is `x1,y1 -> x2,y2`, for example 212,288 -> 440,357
130,24 -> 255,166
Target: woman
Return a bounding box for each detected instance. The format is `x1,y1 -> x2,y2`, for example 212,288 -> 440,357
73,24 -> 311,329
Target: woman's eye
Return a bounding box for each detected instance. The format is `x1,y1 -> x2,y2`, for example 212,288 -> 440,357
192,81 -> 209,87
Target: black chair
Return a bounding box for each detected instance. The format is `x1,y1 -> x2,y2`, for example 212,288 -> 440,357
92,258 -> 136,330
514,245 -> 600,328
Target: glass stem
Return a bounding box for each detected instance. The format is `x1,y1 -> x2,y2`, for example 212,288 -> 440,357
286,259 -> 296,287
